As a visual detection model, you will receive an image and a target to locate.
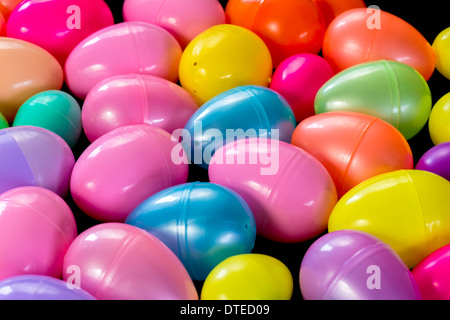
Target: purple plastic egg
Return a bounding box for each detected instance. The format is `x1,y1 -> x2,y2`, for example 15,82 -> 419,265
299,230 -> 422,300
416,142 -> 450,181
0,126 -> 75,196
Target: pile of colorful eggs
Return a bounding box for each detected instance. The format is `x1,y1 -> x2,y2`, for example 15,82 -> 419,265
0,0 -> 450,301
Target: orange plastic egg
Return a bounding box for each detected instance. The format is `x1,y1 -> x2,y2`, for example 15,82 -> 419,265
311,0 -> 366,26
322,8 -> 436,80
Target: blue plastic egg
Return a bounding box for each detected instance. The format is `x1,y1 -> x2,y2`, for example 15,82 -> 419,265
180,85 -> 296,169
125,182 -> 257,280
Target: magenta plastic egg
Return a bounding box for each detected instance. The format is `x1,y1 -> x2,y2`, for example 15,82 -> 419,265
412,244 -> 450,300
62,222 -> 198,300
416,142 -> 450,181
0,126 -> 75,196
270,53 -> 335,122
0,186 -> 77,281
299,230 -> 422,300
70,124 -> 189,223
123,0 -> 226,48
208,137 -> 337,243
6,0 -> 114,66
65,21 -> 182,99
82,74 -> 198,143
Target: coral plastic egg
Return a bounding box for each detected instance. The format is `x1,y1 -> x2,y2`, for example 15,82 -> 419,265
314,60 -> 432,141
323,8 -> 436,80
123,0 -> 226,48
270,53 -> 335,122
225,0 -> 326,67
82,74 -> 198,143
179,24 -> 273,105
12,90 -> 82,149
300,230 -> 422,300
311,0 -> 366,26
328,170 -> 450,269
63,223 -> 198,300
125,182 -> 256,281
432,27 -> 450,80
416,142 -> 450,181
6,0 -> 114,66
429,92 -> 450,145
201,254 -> 293,300
0,187 -> 77,281
0,11 -> 5,36
0,126 -> 75,196
65,21 -> 182,100
412,244 -> 450,300
209,138 -> 337,243
70,124 -> 189,223
291,112 -> 414,197
0,275 -> 95,300
0,37 -> 64,122
0,0 -> 21,20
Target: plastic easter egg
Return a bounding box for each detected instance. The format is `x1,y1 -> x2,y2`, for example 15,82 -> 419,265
70,124 -> 189,223
0,0 -> 21,20
0,11 -> 5,36
181,85 -> 296,169
179,24 -> 272,105
300,230 -> 422,300
63,223 -> 198,300
416,142 -> 450,181
0,37 -> 63,122
314,60 -> 432,140
0,186 -> 77,281
429,92 -> 450,145
311,0 -> 366,26
209,137 -> 337,243
412,244 -> 450,300
225,0 -> 326,67
328,170 -> 450,269
291,112 -> 414,197
0,275 -> 95,300
201,254 -> 293,300
12,90 -> 82,148
65,21 -> 182,100
0,113 -> 7,129
6,0 -> 114,66
432,27 -> 450,80
123,0 -> 225,48
126,182 -> 256,280
82,74 -> 198,143
322,8 -> 436,80
270,53 -> 334,122
0,126 -> 75,196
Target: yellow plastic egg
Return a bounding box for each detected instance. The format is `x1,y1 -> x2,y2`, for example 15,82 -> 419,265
328,170 -> 450,269
201,254 -> 293,300
429,92 -> 450,145
179,24 -> 273,105
433,27 -> 450,80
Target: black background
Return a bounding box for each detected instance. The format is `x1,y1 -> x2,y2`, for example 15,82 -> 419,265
66,0 -> 449,303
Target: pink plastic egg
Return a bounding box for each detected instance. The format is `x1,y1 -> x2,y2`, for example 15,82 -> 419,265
6,0 -> 114,66
209,137 -> 337,243
0,186 -> 77,281
82,74 -> 198,143
270,53 -> 335,122
62,222 -> 198,300
65,21 -> 182,99
70,124 -> 189,223
412,244 -> 450,300
123,0 -> 226,48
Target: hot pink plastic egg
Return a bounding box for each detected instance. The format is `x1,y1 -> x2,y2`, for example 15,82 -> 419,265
0,186 -> 77,281
270,53 -> 335,122
82,74 -> 198,143
65,21 -> 182,99
6,0 -> 114,66
209,137 -> 337,243
412,244 -> 450,300
70,124 -> 189,223
123,0 -> 226,48
63,222 -> 198,300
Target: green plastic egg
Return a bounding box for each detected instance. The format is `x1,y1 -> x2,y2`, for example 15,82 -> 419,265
315,60 -> 432,140
0,113 -> 8,129
12,90 -> 82,148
